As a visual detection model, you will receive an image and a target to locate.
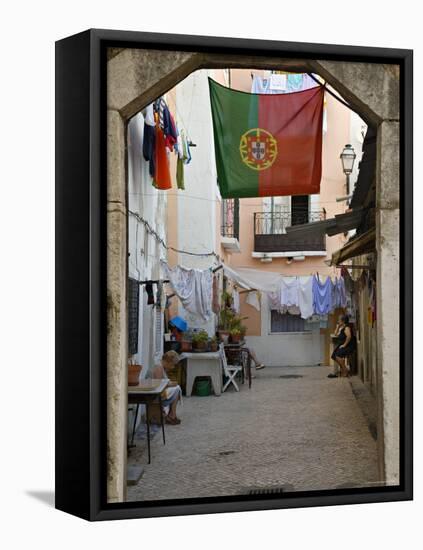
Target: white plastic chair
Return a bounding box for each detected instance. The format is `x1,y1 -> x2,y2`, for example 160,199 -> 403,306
219,343 -> 243,392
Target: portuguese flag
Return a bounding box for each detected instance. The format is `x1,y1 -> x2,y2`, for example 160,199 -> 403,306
208,78 -> 324,198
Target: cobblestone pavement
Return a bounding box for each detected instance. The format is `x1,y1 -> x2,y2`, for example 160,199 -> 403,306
127,366 -> 381,502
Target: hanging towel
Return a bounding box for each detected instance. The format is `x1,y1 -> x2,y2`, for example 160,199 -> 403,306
298,276 -> 314,319
176,156 -> 185,190
142,104 -> 156,178
312,275 -> 333,315
154,123 -> 172,190
212,275 -> 220,315
246,291 -> 261,312
162,262 -> 213,321
232,289 -> 240,314
332,276 -> 347,309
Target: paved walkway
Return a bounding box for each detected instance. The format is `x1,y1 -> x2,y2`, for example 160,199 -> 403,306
127,366 -> 381,501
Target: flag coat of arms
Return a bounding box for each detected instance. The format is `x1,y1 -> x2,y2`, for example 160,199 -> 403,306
208,78 -> 324,198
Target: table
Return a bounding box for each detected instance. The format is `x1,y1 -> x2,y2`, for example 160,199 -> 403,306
224,342 -> 252,389
128,378 -> 168,464
180,351 -> 222,396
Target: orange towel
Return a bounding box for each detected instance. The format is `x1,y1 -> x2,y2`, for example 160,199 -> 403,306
154,125 -> 172,190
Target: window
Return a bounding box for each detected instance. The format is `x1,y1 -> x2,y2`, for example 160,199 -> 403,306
291,195 -> 309,226
270,311 -> 310,333
221,198 -> 239,239
128,278 -> 140,355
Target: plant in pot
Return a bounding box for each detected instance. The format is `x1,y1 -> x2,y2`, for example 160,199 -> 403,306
180,338 -> 192,352
228,314 -> 248,343
209,336 -> 218,352
128,355 -> 142,386
229,328 -> 242,343
217,307 -> 235,343
191,329 -> 209,351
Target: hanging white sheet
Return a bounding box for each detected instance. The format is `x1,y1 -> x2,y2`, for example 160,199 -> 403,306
298,276 -> 314,319
162,262 -> 213,321
246,291 -> 261,311
232,289 -> 240,314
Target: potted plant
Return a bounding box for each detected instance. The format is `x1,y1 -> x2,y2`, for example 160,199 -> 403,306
191,329 -> 209,351
128,355 -> 142,386
209,336 -> 218,352
180,338 -> 192,352
217,306 -> 235,343
229,328 -> 242,343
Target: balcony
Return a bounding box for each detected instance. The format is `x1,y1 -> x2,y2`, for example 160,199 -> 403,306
254,209 -> 326,255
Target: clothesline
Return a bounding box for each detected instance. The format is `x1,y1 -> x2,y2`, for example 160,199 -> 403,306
128,210 -> 220,260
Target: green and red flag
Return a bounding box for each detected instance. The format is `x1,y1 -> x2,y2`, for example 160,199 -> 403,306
208,78 -> 324,198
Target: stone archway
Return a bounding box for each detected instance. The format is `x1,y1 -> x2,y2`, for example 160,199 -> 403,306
107,48 -> 399,502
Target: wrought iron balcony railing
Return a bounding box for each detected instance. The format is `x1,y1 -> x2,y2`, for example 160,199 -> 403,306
254,209 -> 326,253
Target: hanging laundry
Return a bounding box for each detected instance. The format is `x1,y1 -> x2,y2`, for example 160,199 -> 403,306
280,277 -> 300,308
163,107 -> 178,151
232,289 -> 240,314
180,129 -> 192,164
246,291 -> 261,312
251,75 -> 275,94
312,275 -> 333,315
162,262 -> 213,321
212,275 -> 220,315
298,276 -> 314,320
154,97 -> 167,129
154,119 -> 172,190
332,276 -> 347,309
176,156 -> 185,190
286,73 -> 303,92
142,104 -> 156,178
269,73 -> 287,91
267,289 -> 282,312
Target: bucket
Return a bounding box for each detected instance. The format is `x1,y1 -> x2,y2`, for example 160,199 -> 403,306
193,377 -> 211,397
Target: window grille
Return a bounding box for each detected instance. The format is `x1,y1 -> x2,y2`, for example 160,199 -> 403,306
270,311 -> 310,333
128,278 -> 140,355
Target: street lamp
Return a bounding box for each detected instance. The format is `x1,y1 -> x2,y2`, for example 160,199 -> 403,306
340,144 -> 356,195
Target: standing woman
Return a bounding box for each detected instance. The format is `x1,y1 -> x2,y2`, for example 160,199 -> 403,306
329,314 -> 356,378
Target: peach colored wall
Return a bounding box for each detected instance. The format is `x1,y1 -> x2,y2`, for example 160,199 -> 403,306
239,291 -> 261,336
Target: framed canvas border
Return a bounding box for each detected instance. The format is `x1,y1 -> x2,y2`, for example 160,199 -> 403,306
55,29 -> 413,521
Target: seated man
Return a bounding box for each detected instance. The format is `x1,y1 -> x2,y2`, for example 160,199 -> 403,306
150,350 -> 182,425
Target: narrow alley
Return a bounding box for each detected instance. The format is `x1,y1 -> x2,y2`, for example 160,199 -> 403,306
128,367 -> 380,501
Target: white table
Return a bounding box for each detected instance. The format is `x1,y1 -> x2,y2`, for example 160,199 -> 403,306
180,351 -> 222,396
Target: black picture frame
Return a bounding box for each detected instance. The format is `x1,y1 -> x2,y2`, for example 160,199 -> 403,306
55,29 -> 413,521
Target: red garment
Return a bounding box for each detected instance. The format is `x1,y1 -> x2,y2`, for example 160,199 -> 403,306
154,125 -> 172,190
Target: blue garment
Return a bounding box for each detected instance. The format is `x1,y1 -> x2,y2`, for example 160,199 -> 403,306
332,276 -> 347,309
142,123 -> 156,177
312,275 -> 333,315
